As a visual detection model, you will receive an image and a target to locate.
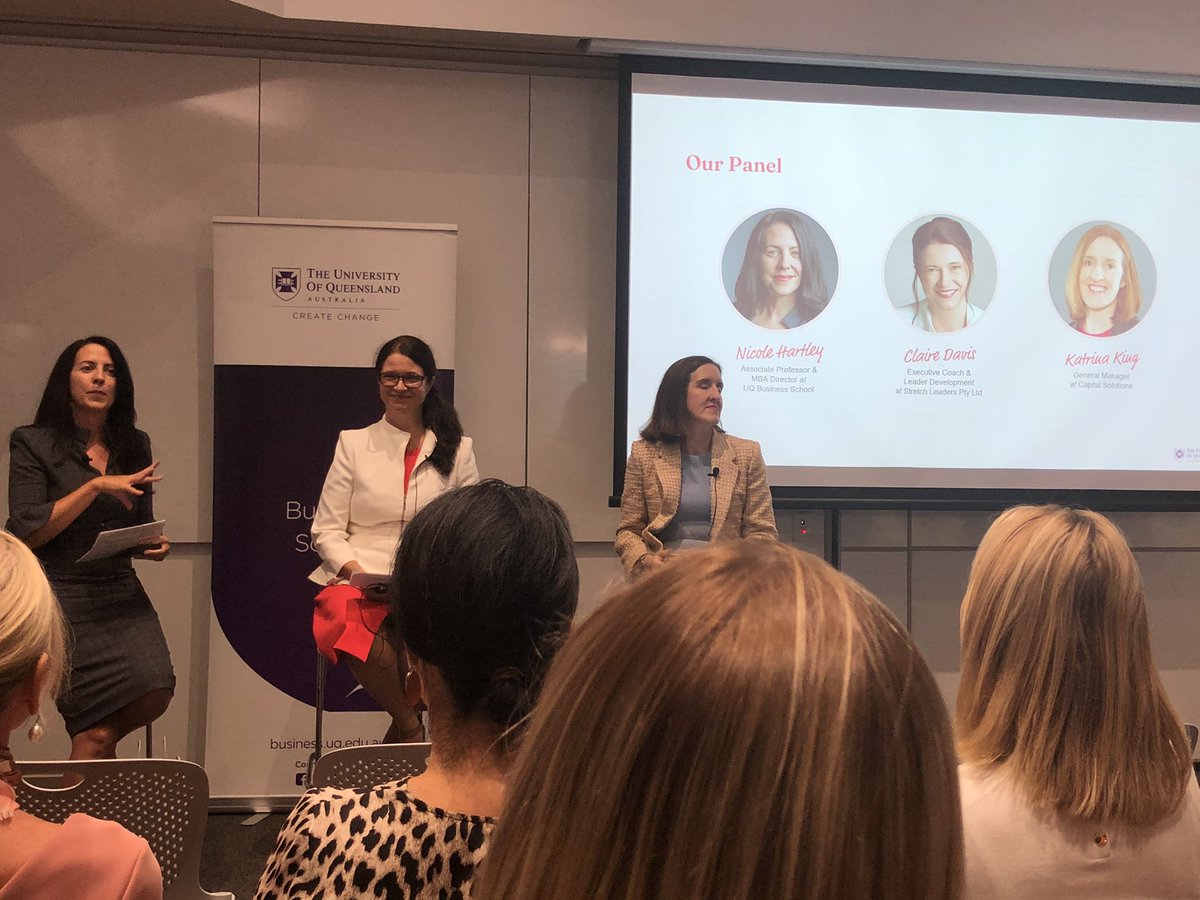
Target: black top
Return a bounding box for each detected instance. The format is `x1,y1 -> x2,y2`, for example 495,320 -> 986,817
7,424 -> 154,578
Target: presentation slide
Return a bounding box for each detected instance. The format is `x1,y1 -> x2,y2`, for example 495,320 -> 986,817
623,70 -> 1200,501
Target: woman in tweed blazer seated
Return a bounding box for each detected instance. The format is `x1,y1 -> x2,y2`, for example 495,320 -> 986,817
616,356 -> 777,576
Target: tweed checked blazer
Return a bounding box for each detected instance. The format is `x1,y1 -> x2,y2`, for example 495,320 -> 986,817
615,430 -> 777,572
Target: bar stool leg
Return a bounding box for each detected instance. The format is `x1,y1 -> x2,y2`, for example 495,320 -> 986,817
306,653 -> 328,788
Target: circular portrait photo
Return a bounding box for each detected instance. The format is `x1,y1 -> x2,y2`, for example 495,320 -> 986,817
884,214 -> 997,335
721,208 -> 839,331
1048,221 -> 1155,338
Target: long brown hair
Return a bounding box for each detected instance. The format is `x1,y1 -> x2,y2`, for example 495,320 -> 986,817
957,505 -> 1190,826
476,541 -> 963,900
733,209 -> 829,322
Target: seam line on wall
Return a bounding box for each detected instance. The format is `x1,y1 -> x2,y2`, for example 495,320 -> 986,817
906,510 -> 913,632
524,75 -> 532,486
256,58 -> 262,215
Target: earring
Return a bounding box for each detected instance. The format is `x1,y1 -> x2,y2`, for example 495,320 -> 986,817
27,714 -> 43,743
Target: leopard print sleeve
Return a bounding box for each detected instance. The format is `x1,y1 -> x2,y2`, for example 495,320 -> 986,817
255,780 -> 494,899
255,788 -> 341,899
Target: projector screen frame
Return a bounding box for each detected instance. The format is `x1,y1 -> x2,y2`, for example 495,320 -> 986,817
613,55 -> 1200,511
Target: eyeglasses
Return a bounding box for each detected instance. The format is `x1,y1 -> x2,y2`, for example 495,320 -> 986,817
378,372 -> 429,389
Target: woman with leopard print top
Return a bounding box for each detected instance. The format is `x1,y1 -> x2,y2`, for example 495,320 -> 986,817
256,480 -> 579,900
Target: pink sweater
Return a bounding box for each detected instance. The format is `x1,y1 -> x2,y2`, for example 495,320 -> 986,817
0,814 -> 162,899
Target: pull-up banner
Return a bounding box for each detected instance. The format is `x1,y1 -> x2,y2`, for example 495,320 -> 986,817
210,217 -> 457,802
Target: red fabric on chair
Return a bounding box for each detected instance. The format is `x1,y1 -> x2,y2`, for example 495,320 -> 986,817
313,584 -> 388,664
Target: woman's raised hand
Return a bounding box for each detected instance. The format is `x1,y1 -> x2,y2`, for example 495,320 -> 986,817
91,461 -> 162,510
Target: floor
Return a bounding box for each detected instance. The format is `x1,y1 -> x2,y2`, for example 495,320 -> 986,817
200,811 -> 289,899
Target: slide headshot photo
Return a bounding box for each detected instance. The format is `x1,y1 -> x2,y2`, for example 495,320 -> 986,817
722,208 -> 839,331
885,214 -> 997,335
1049,221 -> 1155,338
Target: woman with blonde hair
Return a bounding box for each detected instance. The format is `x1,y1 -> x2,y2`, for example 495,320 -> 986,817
957,505 -> 1200,898
476,540 -> 963,900
0,531 -> 161,897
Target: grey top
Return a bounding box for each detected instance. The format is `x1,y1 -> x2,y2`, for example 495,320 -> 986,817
7,424 -> 154,578
659,448 -> 712,547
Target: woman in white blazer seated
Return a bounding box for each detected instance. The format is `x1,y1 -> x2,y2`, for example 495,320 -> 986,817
310,335 -> 478,741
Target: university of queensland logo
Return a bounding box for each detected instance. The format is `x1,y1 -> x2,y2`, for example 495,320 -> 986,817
272,267 -> 301,301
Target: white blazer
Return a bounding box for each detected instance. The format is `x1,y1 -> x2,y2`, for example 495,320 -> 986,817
309,417 -> 479,583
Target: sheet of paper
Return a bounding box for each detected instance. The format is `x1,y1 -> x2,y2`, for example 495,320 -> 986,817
77,520 -> 166,563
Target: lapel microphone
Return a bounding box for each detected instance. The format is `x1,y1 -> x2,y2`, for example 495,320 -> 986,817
708,467 -> 720,479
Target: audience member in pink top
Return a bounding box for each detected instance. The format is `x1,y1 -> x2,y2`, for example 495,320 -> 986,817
0,531 -> 162,899
0,813 -> 161,899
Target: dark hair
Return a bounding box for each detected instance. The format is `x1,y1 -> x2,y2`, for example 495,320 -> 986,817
734,210 -> 829,323
911,216 -> 974,305
640,356 -> 723,444
374,335 -> 463,477
33,336 -> 148,469
389,479 -> 579,746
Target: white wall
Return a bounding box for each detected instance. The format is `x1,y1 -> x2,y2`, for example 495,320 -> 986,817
2,41 -> 1199,769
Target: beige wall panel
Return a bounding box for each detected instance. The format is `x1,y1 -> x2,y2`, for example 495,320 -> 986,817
0,44 -> 259,541
840,510 -> 908,548
910,509 -> 994,547
1110,511 -> 1200,549
576,550 -> 626,622
910,550 -> 972,712
527,76 -> 620,538
1138,551 -> 1200,726
841,550 -> 908,627
934,672 -> 962,711
909,549 -> 972,674
258,60 -> 530,484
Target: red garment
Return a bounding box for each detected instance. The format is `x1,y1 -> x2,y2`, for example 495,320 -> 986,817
311,443 -> 418,664
312,584 -> 388,664
403,444 -> 420,493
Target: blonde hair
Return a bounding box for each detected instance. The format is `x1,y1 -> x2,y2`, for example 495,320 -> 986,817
476,541 -> 963,900
957,505 -> 1190,826
0,531 -> 66,706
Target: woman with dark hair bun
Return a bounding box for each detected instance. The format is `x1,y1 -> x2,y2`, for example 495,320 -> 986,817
259,479 -> 579,900
309,335 -> 478,742
6,336 -> 174,760
616,356 -> 776,576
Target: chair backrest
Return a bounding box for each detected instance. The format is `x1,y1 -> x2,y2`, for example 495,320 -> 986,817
15,758 -> 232,900
311,742 -> 432,790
